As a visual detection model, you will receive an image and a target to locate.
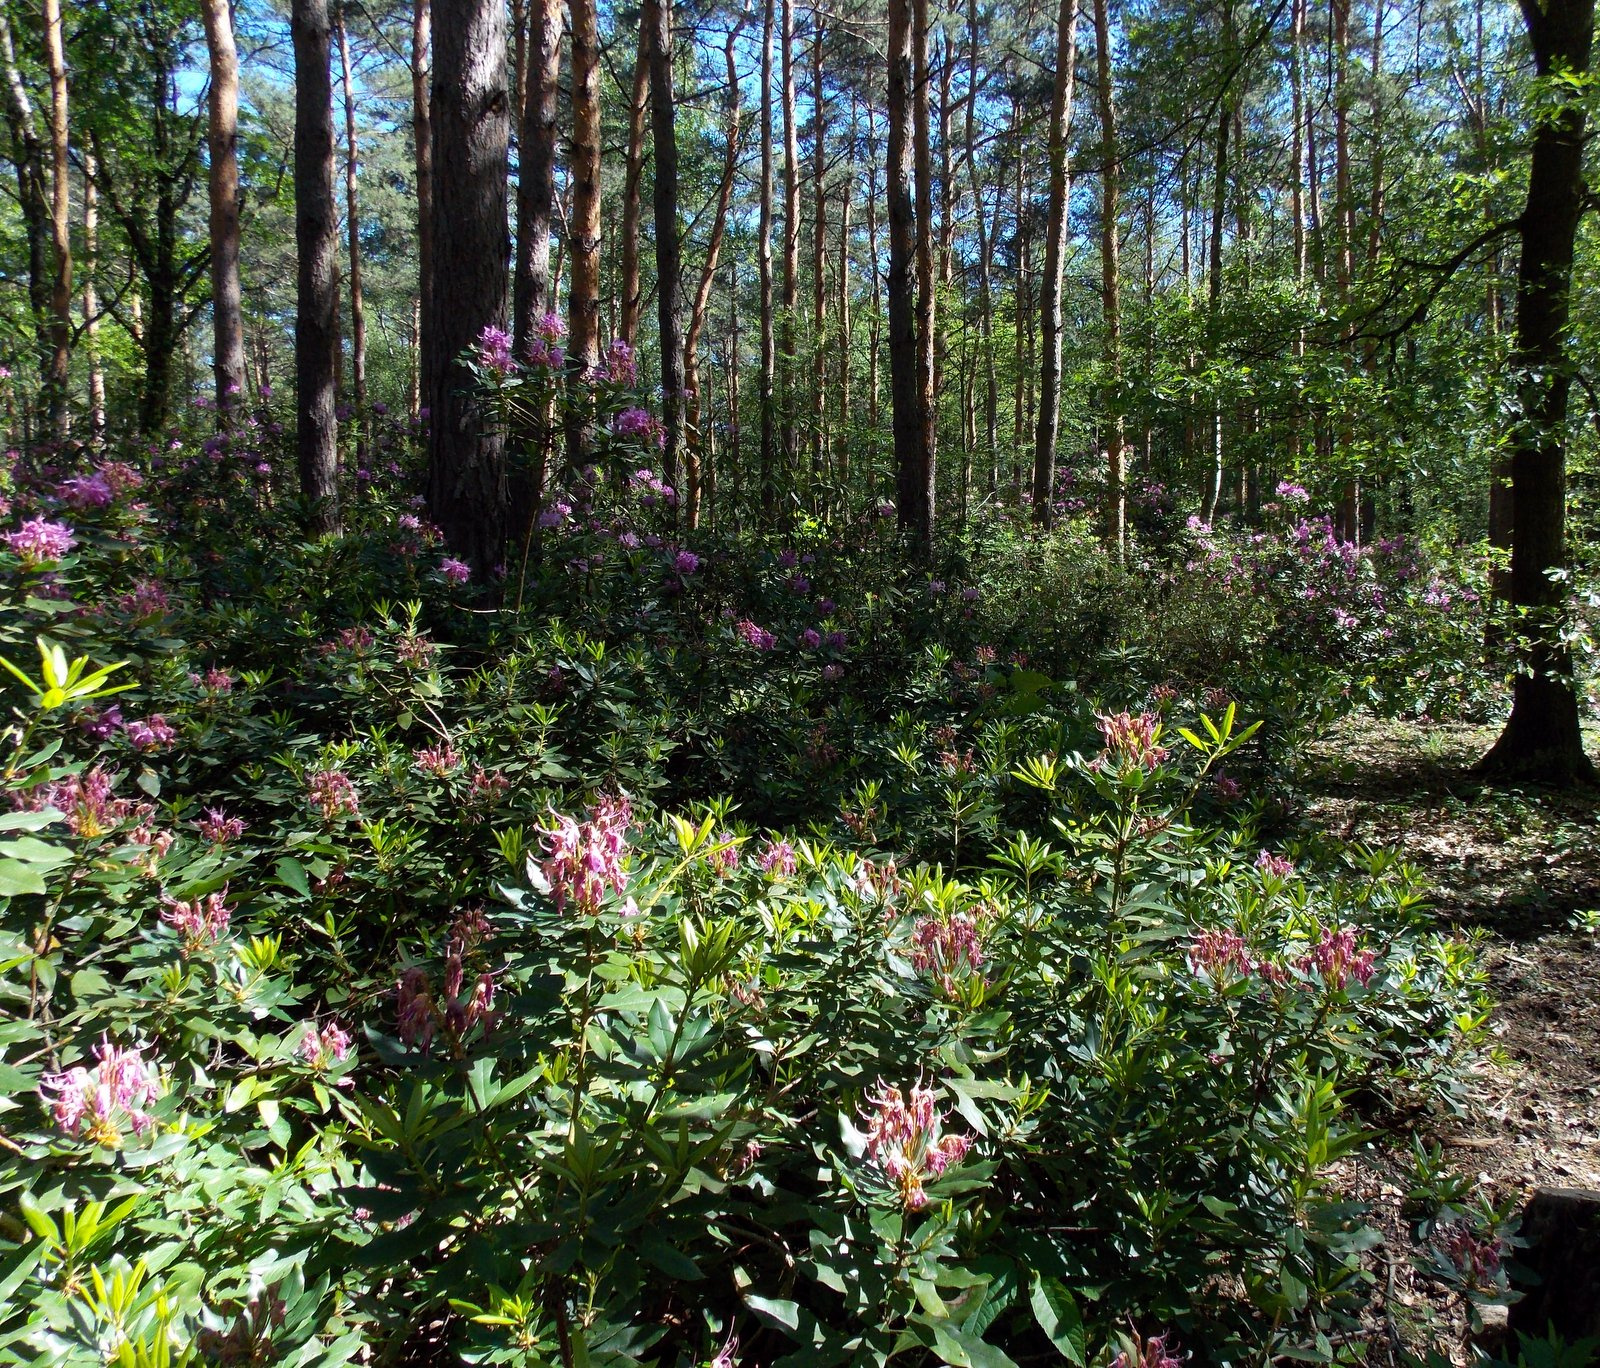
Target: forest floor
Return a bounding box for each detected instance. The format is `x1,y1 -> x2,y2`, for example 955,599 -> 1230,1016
1298,715 -> 1600,1355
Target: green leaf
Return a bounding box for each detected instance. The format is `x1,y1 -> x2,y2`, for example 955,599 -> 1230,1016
1029,1275 -> 1085,1364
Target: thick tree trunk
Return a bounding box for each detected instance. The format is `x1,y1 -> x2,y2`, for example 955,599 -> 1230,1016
1201,97 -> 1229,523
42,0 -> 70,438
336,8 -> 368,464
684,21 -> 744,528
866,105 -> 881,432
1479,0 -> 1595,784
202,0 -> 247,424
412,0 -> 434,419
426,0 -> 509,572
512,0 -> 561,346
888,0 -> 930,550
293,0 -> 341,532
618,36 -> 649,349
965,0 -> 997,485
566,0 -> 602,467
1094,0 -> 1124,559
1031,0 -> 1079,525
758,0 -> 777,520
645,0 -> 684,496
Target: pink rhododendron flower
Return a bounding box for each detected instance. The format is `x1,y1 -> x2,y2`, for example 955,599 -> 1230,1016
1111,1334 -> 1185,1368
298,1021 -> 353,1068
308,768 -> 360,821
1301,926 -> 1376,990
160,887 -> 231,950
910,908 -> 986,1000
540,794 -> 633,915
1188,927 -> 1255,983
4,516 -> 75,564
1255,850 -> 1295,879
1094,711 -> 1169,773
439,557 -> 471,585
757,836 -> 797,876
40,1037 -> 163,1147
861,1083 -> 973,1211
198,807 -> 246,844
125,715 -> 176,751
477,324 -> 515,375
415,743 -> 461,777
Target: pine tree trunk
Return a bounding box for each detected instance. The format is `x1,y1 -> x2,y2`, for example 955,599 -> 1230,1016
0,13 -> 50,385
810,13 -> 828,490
780,0 -> 800,488
513,0 -> 561,344
759,0 -> 777,520
1095,0 -> 1124,559
293,0 -> 341,533
42,0 -> 71,438
618,36 -> 649,349
566,0 -> 602,467
82,151 -> 105,441
1032,0 -> 1079,525
684,20 -> 744,528
202,0 -> 247,424
645,0 -> 684,496
1479,0 -> 1595,784
412,0 -> 434,419
887,0 -> 928,547
911,0 -> 937,545
336,8 -> 368,464
425,0 -> 510,571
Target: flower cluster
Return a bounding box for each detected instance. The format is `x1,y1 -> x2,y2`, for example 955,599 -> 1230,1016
415,743 -> 462,777
14,767 -> 150,839
298,1021 -> 353,1069
4,516 -> 76,564
1187,928 -> 1255,983
1255,850 -> 1295,879
527,312 -> 567,369
125,715 -> 176,751
476,324 -> 516,377
40,1038 -> 163,1147
439,557 -> 471,585
757,836 -> 797,876
735,620 -> 776,651
1111,1334 -> 1185,1368
198,806 -> 246,844
1437,1223 -> 1503,1289
860,1083 -> 972,1211
616,409 -> 666,451
1302,925 -> 1376,990
540,794 -> 633,915
308,768 -> 360,822
1094,711 -> 1169,773
396,908 -> 498,1052
160,888 -> 232,950
603,338 -> 639,385
909,908 -> 986,1000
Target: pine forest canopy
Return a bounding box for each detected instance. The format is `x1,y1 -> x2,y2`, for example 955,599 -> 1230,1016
0,0 -> 1596,780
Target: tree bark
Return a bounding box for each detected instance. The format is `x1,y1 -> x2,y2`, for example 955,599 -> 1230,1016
1094,0 -> 1124,559
645,0 -> 684,496
618,36 -> 650,349
684,20 -> 744,527
426,0 -> 510,572
336,7 -> 368,464
888,0 -> 931,550
759,0 -> 777,519
566,0 -> 602,466
911,0 -> 937,544
1479,0 -> 1595,784
202,0 -> 247,424
82,150 -> 105,441
42,0 -> 71,438
780,0 -> 800,486
1031,0 -> 1079,525
412,0 -> 434,419
0,11 -> 50,380
810,12 -> 827,488
512,0 -> 562,346
293,0 -> 341,532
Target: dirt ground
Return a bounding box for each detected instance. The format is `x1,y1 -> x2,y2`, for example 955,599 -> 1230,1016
1295,716 -> 1600,1358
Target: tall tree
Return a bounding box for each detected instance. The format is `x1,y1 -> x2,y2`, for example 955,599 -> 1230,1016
566,0 -> 603,465
617,38 -> 650,349
1480,0 -> 1595,783
911,0 -> 937,535
201,0 -> 247,422
645,0 -> 683,490
512,0 -> 561,345
780,0 -> 800,482
888,0 -> 931,550
0,10 -> 50,377
425,0 -> 511,570
1031,0 -> 1079,525
42,0 -> 70,436
1094,0 -> 1124,557
292,0 -> 340,532
759,0 -> 777,519
335,6 -> 367,461
412,0 -> 434,417
81,150 -> 105,440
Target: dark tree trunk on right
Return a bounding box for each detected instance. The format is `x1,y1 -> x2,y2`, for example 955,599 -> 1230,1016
1480,0 -> 1595,783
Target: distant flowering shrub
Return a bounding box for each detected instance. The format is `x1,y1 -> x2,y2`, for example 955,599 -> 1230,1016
1095,710 -> 1169,773
160,888 -> 231,951
439,556 -> 471,585
307,768 -> 360,821
539,794 -> 632,915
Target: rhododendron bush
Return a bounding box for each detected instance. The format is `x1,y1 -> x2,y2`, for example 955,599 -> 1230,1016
0,401 -> 1497,1365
